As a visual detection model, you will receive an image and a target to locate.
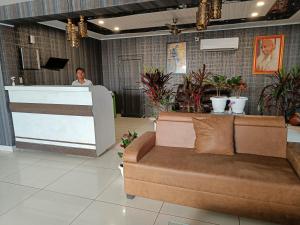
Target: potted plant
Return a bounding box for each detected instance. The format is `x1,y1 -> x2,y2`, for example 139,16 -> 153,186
207,74 -> 229,113
118,130 -> 138,176
227,76 -> 248,114
258,66 -> 300,121
141,68 -> 173,129
182,64 -> 212,113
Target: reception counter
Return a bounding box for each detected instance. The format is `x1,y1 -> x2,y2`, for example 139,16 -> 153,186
5,85 -> 116,156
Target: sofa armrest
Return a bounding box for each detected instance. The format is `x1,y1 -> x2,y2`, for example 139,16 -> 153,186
123,131 -> 156,163
287,142 -> 300,178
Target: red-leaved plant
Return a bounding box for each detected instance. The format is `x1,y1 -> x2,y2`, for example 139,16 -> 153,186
141,68 -> 173,113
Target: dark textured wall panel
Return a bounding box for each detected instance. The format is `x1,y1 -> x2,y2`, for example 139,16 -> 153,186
0,23 -> 102,86
101,24 -> 300,115
0,63 -> 15,146
0,23 -> 103,146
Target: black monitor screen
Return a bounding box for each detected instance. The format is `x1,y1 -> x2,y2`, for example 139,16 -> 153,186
44,57 -> 69,70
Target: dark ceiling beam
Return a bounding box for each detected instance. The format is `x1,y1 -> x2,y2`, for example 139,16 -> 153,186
266,0 -> 300,20
0,0 -> 175,23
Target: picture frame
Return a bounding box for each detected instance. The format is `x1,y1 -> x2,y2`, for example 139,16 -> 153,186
167,42 -> 186,74
252,35 -> 284,75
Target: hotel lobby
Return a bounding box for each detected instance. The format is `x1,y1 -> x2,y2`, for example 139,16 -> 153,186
0,0 -> 300,225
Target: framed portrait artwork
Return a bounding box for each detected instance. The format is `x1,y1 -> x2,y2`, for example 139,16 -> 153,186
167,42 -> 186,74
252,35 -> 284,75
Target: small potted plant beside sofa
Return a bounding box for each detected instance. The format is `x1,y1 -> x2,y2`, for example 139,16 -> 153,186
208,75 -> 229,113
118,131 -> 138,176
227,76 -> 248,114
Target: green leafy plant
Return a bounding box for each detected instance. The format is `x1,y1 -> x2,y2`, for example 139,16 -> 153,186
141,68 -> 173,113
118,130 -> 138,159
207,74 -> 228,96
227,76 -> 247,98
258,66 -> 300,120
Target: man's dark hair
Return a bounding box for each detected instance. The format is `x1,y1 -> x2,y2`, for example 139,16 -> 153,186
76,67 -> 85,73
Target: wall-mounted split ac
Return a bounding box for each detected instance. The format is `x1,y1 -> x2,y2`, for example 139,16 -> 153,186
200,37 -> 239,51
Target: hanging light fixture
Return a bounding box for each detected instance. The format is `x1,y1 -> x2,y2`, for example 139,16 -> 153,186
210,0 -> 222,19
66,18 -> 73,41
70,24 -> 79,48
196,0 -> 210,30
78,15 -> 88,38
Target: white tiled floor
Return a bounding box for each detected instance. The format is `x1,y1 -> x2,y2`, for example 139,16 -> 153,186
0,116 -> 281,225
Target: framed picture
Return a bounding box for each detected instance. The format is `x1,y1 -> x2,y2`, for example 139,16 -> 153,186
167,42 -> 186,74
252,35 -> 284,75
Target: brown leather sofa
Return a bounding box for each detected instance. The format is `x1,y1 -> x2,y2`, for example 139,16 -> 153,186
123,112 -> 300,224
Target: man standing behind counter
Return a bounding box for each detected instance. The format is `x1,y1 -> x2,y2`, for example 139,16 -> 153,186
72,67 -> 93,86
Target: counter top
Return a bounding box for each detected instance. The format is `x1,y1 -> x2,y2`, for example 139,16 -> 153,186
5,85 -> 91,92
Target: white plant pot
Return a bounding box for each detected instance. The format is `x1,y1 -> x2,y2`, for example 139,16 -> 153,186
229,97 -> 248,114
149,117 -> 157,131
119,164 -> 124,177
210,96 -> 228,113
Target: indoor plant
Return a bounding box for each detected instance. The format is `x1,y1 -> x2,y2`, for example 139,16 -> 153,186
258,67 -> 300,121
141,68 -> 173,113
141,68 -> 173,129
207,74 -> 229,113
181,65 -> 211,113
118,130 -> 138,176
227,75 -> 248,114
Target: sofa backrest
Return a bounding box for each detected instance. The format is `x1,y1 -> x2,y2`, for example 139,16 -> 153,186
156,112 -> 205,148
234,115 -> 287,158
156,112 -> 287,158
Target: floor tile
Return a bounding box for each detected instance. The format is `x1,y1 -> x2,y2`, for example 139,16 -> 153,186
45,165 -> 119,199
239,217 -> 280,225
115,115 -> 154,141
2,164 -> 68,188
0,160 -> 30,179
35,151 -> 87,164
0,153 -> 41,165
97,176 -> 163,212
161,203 -> 239,225
71,201 -> 157,225
32,158 -> 83,170
0,190 -> 92,225
0,182 -> 38,215
82,147 -> 122,170
155,214 -> 216,225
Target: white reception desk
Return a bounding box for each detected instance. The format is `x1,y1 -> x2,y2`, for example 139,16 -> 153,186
5,85 -> 116,156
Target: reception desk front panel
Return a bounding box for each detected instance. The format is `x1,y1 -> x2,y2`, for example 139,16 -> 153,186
5,86 -> 115,156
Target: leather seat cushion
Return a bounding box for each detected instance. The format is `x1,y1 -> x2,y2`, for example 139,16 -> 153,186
125,146 -> 300,207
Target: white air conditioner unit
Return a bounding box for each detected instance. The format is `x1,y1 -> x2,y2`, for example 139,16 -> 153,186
200,37 -> 239,51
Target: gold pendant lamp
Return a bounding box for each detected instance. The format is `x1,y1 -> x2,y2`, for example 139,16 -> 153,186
78,15 -> 88,38
210,0 -> 222,19
70,24 -> 79,48
66,18 -> 73,41
196,0 -> 210,30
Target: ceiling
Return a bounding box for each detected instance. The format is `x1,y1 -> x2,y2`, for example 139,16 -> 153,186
0,0 -> 31,6
89,0 -> 276,31
34,0 -> 300,40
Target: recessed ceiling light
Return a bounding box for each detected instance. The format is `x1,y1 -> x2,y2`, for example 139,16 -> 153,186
98,20 -> 104,25
251,12 -> 259,17
114,26 -> 120,31
256,1 -> 265,7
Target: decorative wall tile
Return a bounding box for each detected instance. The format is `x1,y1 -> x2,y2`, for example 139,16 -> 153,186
101,24 -> 300,116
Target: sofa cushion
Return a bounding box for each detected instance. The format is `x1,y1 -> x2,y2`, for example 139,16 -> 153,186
124,146 -> 300,207
287,142 -> 300,178
234,116 -> 287,158
192,116 -> 234,155
156,112 -> 207,148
